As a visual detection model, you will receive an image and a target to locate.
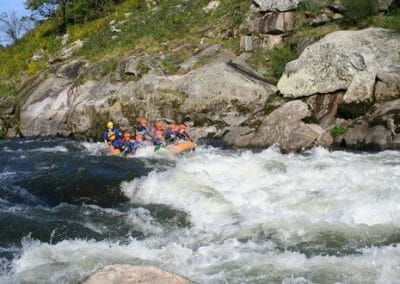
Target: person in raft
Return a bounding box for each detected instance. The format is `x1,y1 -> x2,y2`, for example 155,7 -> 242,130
122,132 -> 146,155
176,123 -> 191,142
164,123 -> 177,144
104,121 -> 122,153
136,118 -> 152,140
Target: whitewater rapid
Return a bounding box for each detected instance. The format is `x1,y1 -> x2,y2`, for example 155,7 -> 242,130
1,142 -> 400,283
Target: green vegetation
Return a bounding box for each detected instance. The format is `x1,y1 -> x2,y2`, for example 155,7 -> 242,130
341,0 -> 379,24
330,126 -> 347,138
264,94 -> 284,115
247,46 -> 299,83
297,0 -> 323,15
269,46 -> 299,79
0,0 -> 250,113
26,0 -> 125,31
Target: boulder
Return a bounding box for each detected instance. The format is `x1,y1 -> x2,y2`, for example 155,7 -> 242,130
240,10 -> 294,34
278,28 -> 400,99
176,52 -> 277,116
234,100 -> 332,151
56,60 -> 88,79
203,1 -> 220,13
83,265 -> 191,284
378,0 -> 394,11
261,12 -> 295,34
253,0 -> 302,12
49,39 -> 85,63
123,56 -> 153,76
20,76 -> 73,136
240,35 -> 254,52
375,65 -> 400,102
369,99 -> 400,133
179,44 -> 221,72
306,92 -> 344,129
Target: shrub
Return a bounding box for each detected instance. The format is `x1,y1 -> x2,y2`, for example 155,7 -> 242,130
268,46 -> 299,80
341,0 -> 379,24
330,126 -> 347,138
297,0 -> 323,15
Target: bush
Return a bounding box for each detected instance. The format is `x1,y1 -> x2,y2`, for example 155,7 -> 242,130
330,126 -> 347,138
268,46 -> 299,80
342,0 -> 379,24
297,0 -> 323,15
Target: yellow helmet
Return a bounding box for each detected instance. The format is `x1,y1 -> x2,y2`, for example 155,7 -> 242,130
107,121 -> 113,128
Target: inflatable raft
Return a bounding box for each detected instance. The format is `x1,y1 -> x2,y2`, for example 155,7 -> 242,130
169,141 -> 195,154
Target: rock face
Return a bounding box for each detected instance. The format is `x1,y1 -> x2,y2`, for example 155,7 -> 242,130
278,28 -> 400,100
83,265 -> 191,284
375,65 -> 400,102
253,0 -> 302,12
20,49 -> 277,144
234,100 -> 333,152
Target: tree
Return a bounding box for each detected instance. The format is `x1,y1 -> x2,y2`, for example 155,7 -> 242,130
25,0 -> 126,32
25,0 -> 67,31
0,12 -> 32,44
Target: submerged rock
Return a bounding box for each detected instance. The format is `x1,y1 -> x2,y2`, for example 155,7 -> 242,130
83,265 -> 191,284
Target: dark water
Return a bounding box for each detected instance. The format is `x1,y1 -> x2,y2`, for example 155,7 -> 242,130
1,139 -> 400,283
0,139 -> 189,276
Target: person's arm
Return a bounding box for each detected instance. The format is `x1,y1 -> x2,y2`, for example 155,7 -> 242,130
104,131 -> 109,147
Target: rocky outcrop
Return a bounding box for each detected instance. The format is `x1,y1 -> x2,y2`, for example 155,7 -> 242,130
278,28 -> 400,99
234,100 -> 333,152
20,49 -> 277,143
375,65 -> 400,102
253,0 -> 302,12
83,265 -> 191,284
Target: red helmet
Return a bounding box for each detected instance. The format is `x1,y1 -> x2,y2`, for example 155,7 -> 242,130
177,124 -> 186,130
168,123 -> 176,130
123,132 -> 131,139
154,129 -> 164,137
139,118 -> 148,126
154,121 -> 163,130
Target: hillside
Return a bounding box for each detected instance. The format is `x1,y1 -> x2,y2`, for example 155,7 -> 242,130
1,0 -> 400,151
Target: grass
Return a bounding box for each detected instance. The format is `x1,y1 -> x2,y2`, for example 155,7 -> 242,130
0,0 -> 250,111
247,45 -> 299,83
330,126 -> 347,138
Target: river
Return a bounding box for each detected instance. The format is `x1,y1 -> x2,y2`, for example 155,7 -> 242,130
1,138 -> 400,283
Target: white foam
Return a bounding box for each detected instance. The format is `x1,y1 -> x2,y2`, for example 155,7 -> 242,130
6,235 -> 400,283
4,147 -> 400,283
80,142 -> 105,156
29,146 -> 69,153
123,147 -> 400,229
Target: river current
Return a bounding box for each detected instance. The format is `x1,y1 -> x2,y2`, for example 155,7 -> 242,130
0,138 -> 400,283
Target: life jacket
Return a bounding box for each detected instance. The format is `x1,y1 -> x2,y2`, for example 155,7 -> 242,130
165,129 -> 176,143
107,130 -> 116,142
177,131 -> 190,141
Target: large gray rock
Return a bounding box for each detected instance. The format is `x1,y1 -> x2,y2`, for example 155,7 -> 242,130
278,28 -> 400,100
375,65 -> 400,102
234,100 -> 332,152
20,51 -> 277,142
176,52 -> 277,115
339,99 -> 400,150
83,265 -> 191,284
253,0 -> 302,12
20,76 -> 73,136
378,0 -> 394,10
241,11 -> 294,34
179,44 -> 222,72
56,59 -> 88,79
